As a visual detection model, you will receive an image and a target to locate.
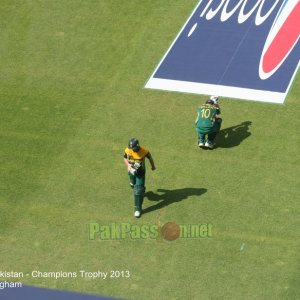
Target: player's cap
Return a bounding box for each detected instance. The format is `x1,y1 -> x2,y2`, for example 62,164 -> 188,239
206,95 -> 219,105
205,99 -> 214,105
128,138 -> 140,152
210,95 -> 219,102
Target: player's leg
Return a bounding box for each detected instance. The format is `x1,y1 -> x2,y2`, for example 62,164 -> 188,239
206,118 -> 222,149
133,176 -> 145,217
206,132 -> 217,148
198,133 -> 206,147
196,128 -> 206,147
128,172 -> 136,188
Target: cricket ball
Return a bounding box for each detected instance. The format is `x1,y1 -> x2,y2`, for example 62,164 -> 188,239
161,222 -> 180,241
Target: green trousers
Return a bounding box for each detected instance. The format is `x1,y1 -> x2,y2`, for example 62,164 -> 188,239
128,172 -> 145,212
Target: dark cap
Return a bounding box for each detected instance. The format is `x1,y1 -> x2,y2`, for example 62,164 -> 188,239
128,138 -> 140,152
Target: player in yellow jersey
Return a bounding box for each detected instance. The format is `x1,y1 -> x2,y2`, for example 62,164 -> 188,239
124,138 -> 156,218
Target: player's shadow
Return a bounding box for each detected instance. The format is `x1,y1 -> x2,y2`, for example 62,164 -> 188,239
143,188 -> 207,214
215,121 -> 252,148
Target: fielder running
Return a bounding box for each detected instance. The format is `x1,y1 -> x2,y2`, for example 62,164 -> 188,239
123,138 -> 156,218
195,96 -> 222,149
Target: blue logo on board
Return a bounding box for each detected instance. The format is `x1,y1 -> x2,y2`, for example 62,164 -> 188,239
146,0 -> 300,103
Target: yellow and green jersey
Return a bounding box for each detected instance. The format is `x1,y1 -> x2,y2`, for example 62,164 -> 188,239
124,146 -> 151,169
195,104 -> 220,134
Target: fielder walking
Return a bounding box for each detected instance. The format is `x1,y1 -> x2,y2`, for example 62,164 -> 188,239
195,96 -> 222,149
123,138 -> 156,218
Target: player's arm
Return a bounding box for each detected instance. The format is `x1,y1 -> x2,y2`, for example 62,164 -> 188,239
214,104 -> 221,115
123,154 -> 132,171
195,111 -> 200,123
146,152 -> 156,170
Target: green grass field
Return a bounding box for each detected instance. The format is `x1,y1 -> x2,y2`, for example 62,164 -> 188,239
0,1 -> 299,299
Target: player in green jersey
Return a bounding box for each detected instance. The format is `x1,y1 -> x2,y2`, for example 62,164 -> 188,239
123,138 -> 156,218
195,96 -> 222,149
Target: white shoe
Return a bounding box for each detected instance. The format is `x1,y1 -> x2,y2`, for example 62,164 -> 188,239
134,211 -> 141,218
198,142 -> 205,147
205,141 -> 214,149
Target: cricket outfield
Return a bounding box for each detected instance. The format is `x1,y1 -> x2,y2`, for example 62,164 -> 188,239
0,1 -> 299,299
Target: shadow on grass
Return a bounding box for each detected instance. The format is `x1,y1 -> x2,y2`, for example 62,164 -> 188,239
215,121 -> 252,148
143,188 -> 207,214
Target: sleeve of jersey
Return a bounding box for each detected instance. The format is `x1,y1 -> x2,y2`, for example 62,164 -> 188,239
124,148 -> 130,159
141,147 -> 149,158
195,111 -> 200,123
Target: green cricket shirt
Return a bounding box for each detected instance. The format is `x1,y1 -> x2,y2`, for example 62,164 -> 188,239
195,104 -> 221,134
